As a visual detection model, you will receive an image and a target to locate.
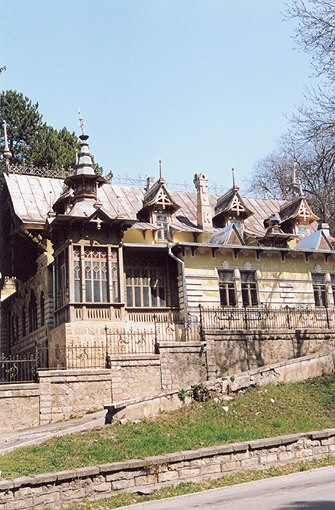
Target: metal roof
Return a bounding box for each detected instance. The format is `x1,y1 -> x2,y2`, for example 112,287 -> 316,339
5,173 -> 287,235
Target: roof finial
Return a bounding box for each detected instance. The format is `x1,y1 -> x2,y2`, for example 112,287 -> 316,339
292,161 -> 300,196
2,120 -> 12,173
299,180 -> 304,197
78,108 -> 86,135
159,160 -> 163,181
232,168 -> 239,191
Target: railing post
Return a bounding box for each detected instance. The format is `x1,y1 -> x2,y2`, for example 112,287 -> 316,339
105,325 -> 111,368
285,305 -> 291,330
34,341 -> 39,382
153,314 -> 159,350
325,306 -> 330,329
243,306 -> 248,330
199,304 -> 204,341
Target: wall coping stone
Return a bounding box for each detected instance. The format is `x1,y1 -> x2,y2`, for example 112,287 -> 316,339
209,329 -> 335,337
206,351 -> 335,383
105,389 -> 179,411
0,383 -> 39,392
38,369 -> 112,378
110,355 -> 160,362
158,342 -> 204,348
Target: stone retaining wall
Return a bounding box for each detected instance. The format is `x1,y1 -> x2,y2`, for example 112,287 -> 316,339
206,330 -> 335,377
0,384 -> 40,433
1,429 -> 335,510
1,350 -> 335,433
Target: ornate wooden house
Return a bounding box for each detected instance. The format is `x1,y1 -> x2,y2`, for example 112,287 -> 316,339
1,130 -> 335,364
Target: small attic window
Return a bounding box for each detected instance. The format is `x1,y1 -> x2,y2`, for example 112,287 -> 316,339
155,213 -> 170,241
297,225 -> 310,235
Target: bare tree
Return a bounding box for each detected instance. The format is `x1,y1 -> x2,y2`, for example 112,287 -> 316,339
249,133 -> 335,229
249,1 -> 335,231
287,0 -> 335,81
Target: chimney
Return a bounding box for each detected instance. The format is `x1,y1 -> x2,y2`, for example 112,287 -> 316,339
146,176 -> 156,191
193,173 -> 212,229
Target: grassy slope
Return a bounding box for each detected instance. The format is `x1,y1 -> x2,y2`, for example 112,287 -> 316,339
1,375 -> 335,479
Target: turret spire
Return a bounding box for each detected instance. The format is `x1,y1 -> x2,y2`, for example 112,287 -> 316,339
292,162 -> 300,196
2,120 -> 12,173
232,168 -> 238,191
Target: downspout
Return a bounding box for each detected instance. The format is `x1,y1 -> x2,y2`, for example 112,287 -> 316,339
167,243 -> 188,334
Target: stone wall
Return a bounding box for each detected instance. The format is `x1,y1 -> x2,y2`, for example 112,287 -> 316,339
206,329 -> 335,378
159,342 -> 207,389
38,370 -> 113,424
1,429 -> 335,510
109,355 -> 161,401
0,384 -> 40,433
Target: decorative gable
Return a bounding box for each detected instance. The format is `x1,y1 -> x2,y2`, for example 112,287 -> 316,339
280,195 -> 319,235
213,188 -> 253,228
137,177 -> 180,222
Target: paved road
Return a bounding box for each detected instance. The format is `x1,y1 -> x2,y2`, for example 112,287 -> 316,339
121,466 -> 335,510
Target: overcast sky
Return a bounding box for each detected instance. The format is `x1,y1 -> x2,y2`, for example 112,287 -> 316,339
1,0 -> 317,192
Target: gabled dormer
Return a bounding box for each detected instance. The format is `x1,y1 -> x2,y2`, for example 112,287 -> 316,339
279,186 -> 318,237
212,169 -> 253,234
137,162 -> 180,240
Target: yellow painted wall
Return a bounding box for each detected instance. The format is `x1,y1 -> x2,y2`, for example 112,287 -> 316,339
181,247 -> 335,309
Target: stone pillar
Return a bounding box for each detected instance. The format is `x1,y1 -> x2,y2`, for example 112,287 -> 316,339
193,173 -> 212,229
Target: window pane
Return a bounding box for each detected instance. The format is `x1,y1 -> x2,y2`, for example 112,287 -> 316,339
74,281 -> 81,302
143,287 -> 149,307
126,287 -> 133,307
219,271 -> 234,282
94,281 -> 100,302
242,287 -> 249,306
86,281 -> 92,302
151,287 -> 157,306
135,287 -> 141,307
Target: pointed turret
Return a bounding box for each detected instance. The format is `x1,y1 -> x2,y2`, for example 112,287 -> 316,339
64,132 -> 106,204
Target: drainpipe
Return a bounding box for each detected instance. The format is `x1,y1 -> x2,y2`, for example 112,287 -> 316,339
167,243 -> 188,333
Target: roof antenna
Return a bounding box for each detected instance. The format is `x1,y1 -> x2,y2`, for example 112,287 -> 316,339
2,120 -> 12,173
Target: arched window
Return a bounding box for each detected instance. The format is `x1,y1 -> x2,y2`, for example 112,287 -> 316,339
40,291 -> 45,326
29,290 -> 37,333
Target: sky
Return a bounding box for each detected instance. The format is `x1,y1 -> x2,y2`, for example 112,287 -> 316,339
0,0 -> 317,193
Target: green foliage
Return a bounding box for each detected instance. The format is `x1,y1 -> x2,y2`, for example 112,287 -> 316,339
0,89 -> 42,163
26,125 -> 79,170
